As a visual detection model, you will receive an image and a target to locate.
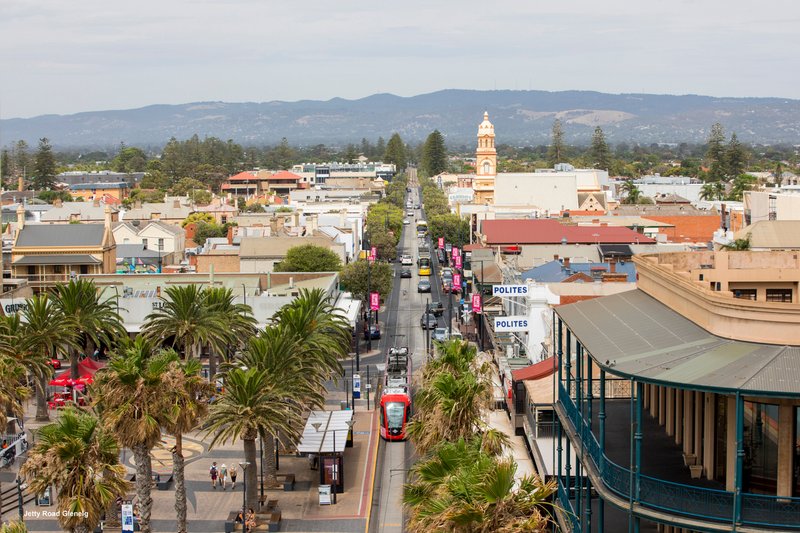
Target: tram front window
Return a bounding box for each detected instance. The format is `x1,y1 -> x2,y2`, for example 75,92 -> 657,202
385,402 -> 405,429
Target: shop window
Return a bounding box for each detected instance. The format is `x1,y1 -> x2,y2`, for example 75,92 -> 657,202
766,289 -> 792,303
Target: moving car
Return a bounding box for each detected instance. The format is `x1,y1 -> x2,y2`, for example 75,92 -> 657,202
420,313 -> 438,329
428,301 -> 445,317
417,279 -> 431,292
400,268 -> 412,278
403,219 -> 411,225
401,255 -> 413,266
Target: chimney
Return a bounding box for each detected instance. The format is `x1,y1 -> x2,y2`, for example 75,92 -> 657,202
553,254 -> 559,261
270,216 -> 278,234
93,197 -> 100,207
16,204 -> 25,232
173,199 -> 181,209
293,210 -> 301,228
104,206 -> 112,230
609,257 -> 616,273
563,257 -> 570,269
17,176 -> 24,192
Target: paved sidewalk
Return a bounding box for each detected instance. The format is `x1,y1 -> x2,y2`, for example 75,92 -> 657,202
15,394 -> 380,533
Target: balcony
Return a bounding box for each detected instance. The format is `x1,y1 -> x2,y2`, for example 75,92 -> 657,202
556,382 -> 800,531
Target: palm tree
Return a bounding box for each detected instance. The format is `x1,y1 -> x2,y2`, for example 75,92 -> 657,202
92,338 -> 177,533
403,434 -> 555,533
161,358 -> 213,533
0,355 -> 29,428
0,314 -> 47,433
620,179 -> 641,204
201,286 -> 256,380
723,233 -> 752,251
143,285 -> 226,361
20,409 -> 129,533
0,522 -> 28,533
231,327 -> 322,487
205,367 -> 301,511
21,294 -> 77,421
52,279 -> 126,380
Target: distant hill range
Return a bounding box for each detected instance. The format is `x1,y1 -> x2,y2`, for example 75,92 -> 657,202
3,89 -> 800,149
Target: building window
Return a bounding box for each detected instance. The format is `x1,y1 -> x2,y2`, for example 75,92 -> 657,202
221,216 -> 227,224
766,289 -> 792,303
27,265 -> 35,276
732,288 -> 757,300
743,401 -> 780,494
158,238 -> 164,251
53,265 -> 63,274
80,265 -> 88,275
142,238 -> 148,249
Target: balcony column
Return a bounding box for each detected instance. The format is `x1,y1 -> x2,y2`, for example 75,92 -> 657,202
675,388 -> 683,445
683,390 -> 694,456
777,403 -> 795,497
726,396 -> 737,492
703,393 -> 715,480
598,369 -> 606,533
635,382 -> 643,500
693,391 -> 703,460
575,342 -> 583,526
557,317 -> 563,388
556,416 -> 563,496
565,330 -> 572,398
649,384 -> 657,418
585,476 -> 592,532
658,386 -> 666,426
734,392 -> 744,525
666,387 -> 675,437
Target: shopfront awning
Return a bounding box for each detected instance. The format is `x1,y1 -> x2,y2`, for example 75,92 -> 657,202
555,289 -> 800,396
13,254 -> 102,265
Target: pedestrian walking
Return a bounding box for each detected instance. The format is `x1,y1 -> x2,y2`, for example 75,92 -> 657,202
209,461 -> 218,489
220,463 -> 228,490
230,465 -> 238,489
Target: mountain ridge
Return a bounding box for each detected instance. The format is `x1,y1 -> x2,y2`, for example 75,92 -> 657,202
2,89 -> 799,149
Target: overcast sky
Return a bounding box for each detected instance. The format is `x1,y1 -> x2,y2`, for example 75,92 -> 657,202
2,0 -> 798,118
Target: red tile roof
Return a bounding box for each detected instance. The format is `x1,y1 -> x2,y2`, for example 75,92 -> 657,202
511,357 -> 556,381
227,171 -> 258,182
482,219 -> 655,245
265,171 -> 301,181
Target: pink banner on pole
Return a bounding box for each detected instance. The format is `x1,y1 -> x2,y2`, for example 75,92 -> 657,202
438,237 -> 444,249
453,273 -> 461,287
370,292 -> 380,311
451,246 -> 459,259
371,246 -> 377,258
472,293 -> 482,313
454,255 -> 462,268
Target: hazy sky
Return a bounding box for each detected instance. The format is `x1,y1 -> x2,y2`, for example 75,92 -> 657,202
2,0 -> 798,118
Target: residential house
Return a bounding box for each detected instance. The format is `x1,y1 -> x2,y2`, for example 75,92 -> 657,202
122,197 -> 194,226
237,235 -> 346,273
57,170 -> 144,187
193,199 -> 238,224
69,182 -> 130,202
40,200 -> 120,224
11,205 -> 116,291
113,220 -> 185,265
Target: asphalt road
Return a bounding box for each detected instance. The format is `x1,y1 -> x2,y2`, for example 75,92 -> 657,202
368,184 -> 451,533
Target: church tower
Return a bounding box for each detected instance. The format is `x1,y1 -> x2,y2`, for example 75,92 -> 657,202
473,111 -> 497,204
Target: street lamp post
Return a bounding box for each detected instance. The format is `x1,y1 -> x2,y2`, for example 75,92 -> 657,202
258,438 -> 264,501
157,240 -> 163,274
239,461 -> 250,522
242,283 -> 247,306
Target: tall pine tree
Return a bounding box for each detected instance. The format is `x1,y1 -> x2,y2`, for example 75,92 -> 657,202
384,133 -> 407,172
420,130 -> 447,177
725,133 -> 747,178
547,119 -> 565,167
705,123 -> 726,182
589,126 -> 611,171
33,137 -> 57,190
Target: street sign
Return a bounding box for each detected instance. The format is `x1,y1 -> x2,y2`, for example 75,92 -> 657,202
438,237 -> 444,249
494,316 -> 529,332
370,292 -> 380,311
472,293 -> 482,313
353,374 -> 361,399
492,284 -> 529,296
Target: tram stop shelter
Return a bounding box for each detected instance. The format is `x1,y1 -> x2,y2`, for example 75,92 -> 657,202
297,410 -> 354,495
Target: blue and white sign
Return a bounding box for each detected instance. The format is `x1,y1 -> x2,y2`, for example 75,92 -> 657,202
494,316 -> 529,332
492,285 -> 529,297
121,502 -> 134,532
353,374 -> 361,399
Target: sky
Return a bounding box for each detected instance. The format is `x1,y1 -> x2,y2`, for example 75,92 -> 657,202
2,0 -> 799,119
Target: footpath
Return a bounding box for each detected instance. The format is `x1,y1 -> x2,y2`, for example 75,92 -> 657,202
7,352 -> 382,533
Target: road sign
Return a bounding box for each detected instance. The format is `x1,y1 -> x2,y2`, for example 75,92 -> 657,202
370,292 -> 380,311
353,374 -> 361,399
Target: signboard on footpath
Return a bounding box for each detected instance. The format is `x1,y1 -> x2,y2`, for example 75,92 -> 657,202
370,292 -> 380,311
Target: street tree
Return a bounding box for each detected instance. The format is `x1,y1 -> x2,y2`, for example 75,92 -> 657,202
275,244 -> 342,272
429,213 -> 470,248
368,229 -> 398,261
420,130 -> 447,177
340,259 -> 393,300
33,137 -> 57,189
706,123 -> 727,182
112,146 -> 147,173
726,133 -> 748,178
620,179 -> 642,204
547,118 -> 565,166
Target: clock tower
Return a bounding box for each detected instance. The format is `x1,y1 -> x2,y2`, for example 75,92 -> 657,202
474,111 -> 497,203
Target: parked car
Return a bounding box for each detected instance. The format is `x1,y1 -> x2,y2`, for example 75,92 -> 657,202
417,279 -> 431,292
432,327 -> 449,342
428,301 -> 445,317
420,313 -> 438,329
436,250 -> 446,264
400,268 -> 412,278
364,324 -> 381,340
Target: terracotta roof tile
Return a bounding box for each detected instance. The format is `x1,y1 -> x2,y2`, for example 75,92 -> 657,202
482,219 -> 655,245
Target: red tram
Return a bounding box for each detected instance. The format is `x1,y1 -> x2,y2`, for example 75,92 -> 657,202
379,347 -> 412,441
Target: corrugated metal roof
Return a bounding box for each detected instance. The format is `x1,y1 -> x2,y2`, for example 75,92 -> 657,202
16,224 -> 106,247
555,290 -> 800,396
13,254 -> 102,265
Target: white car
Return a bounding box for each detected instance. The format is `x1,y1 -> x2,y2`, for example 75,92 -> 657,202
403,219 -> 411,225
401,255 -> 413,266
